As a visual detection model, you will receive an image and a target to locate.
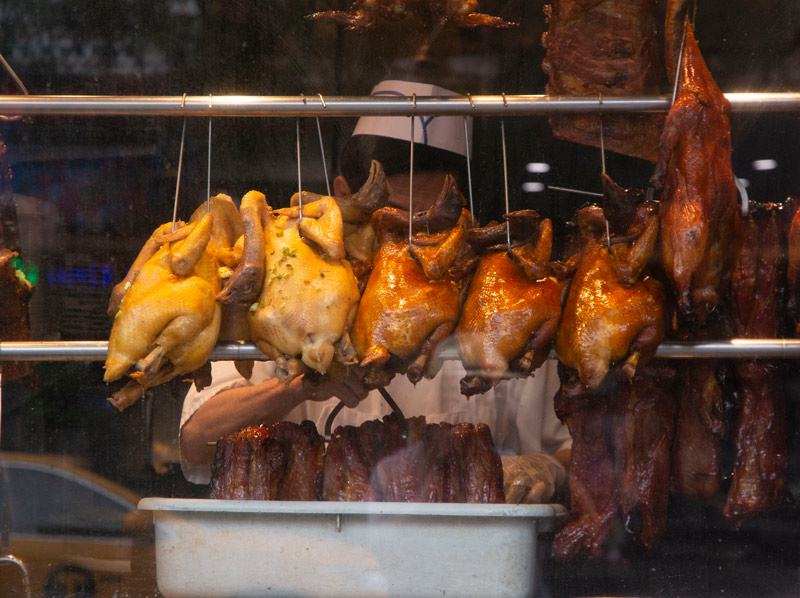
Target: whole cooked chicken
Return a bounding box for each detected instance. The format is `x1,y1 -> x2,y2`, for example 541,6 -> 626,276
104,196 -> 242,410
247,194 -> 361,381
456,210 -> 561,396
555,192 -> 665,390
651,21 -> 741,328
105,214 -> 221,410
352,175 -> 471,387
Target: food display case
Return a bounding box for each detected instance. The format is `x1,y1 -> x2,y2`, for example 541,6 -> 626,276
2,1 -> 800,597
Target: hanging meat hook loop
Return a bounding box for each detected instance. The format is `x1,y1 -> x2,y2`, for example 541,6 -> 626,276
500,118 -> 511,251
171,93 -> 188,231
297,117 -> 303,225
467,93 -> 475,109
315,94 -> 331,196
408,114 -> 415,245
464,116 -> 475,228
206,94 -> 212,213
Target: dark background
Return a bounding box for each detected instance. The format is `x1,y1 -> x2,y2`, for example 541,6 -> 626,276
2,1 -> 800,596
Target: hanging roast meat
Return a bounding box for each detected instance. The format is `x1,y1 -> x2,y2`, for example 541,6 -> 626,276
352,175 -> 472,388
651,21 -> 741,329
245,193 -> 361,382
554,189 -> 665,390
455,210 -> 561,396
541,0 -> 663,162
723,204 -> 788,524
104,196 -> 244,410
291,160 -> 391,286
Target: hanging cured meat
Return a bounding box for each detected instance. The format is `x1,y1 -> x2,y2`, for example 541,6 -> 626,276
352,175 -> 472,388
0,248 -> 34,384
246,194 -> 361,381
724,204 -> 788,524
554,186 -> 665,390
651,21 -> 741,329
541,0 -> 663,162
455,210 -> 561,396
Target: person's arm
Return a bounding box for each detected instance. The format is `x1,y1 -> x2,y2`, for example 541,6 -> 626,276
181,369 -> 368,470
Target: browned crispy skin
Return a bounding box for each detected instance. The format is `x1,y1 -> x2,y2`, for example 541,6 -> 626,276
553,369 -> 619,561
652,23 -> 741,328
211,422 -> 323,500
724,206 -> 788,524
457,212 -> 561,395
0,248 -> 35,384
613,361 -> 678,553
353,177 -> 467,385
555,204 -> 665,390
670,359 -> 726,499
541,0 -> 663,161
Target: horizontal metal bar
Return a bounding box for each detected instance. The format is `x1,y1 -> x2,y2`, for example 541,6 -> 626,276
3,340 -> 800,362
0,93 -> 798,117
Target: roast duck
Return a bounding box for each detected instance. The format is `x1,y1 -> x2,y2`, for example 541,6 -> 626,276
651,20 -> 741,330
352,174 -> 473,388
104,195 -> 243,410
455,210 -> 561,396
554,176 -> 666,391
211,414 -> 505,504
541,0 -> 664,162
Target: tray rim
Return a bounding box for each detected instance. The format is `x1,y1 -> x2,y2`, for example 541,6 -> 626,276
139,497 -> 568,520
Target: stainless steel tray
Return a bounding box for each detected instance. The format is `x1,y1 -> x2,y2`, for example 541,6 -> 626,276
139,497 -> 567,598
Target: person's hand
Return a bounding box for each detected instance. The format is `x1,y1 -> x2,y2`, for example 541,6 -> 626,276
302,367 -> 369,408
501,453 -> 567,504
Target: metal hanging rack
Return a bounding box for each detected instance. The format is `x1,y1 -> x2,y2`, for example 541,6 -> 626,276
4,340 -> 800,361
0,92 -> 797,117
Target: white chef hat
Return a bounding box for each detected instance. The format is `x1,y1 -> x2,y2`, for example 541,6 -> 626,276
340,80 -> 473,189
352,79 -> 473,157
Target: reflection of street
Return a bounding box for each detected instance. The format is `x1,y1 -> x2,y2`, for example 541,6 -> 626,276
0,452 -> 159,598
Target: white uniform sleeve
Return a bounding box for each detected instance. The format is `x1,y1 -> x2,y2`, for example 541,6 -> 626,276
178,361 -> 276,484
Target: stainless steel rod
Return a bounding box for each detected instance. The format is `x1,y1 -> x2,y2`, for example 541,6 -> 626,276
0,93 -> 798,117
4,340 -> 800,361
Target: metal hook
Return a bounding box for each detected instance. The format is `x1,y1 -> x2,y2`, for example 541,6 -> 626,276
301,93 -> 307,105
408,115 -> 415,245
598,92 -> 606,175
500,118 -> 511,251
502,92 -> 508,107
318,93 -> 327,109
0,53 -> 29,122
297,118 -> 303,224
671,12 -> 690,106
171,93 -> 188,232
735,177 -> 749,217
316,117 -> 331,197
412,92 -> 417,109
206,94 -> 212,213
467,93 -> 475,109
463,117 -> 475,228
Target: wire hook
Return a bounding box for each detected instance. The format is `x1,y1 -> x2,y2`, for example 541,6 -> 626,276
463,117 -> 475,228
408,115 -> 415,245
206,94 -> 212,213
171,93 -> 188,232
315,93 -> 331,196
500,118 -> 511,251
297,118 -> 303,225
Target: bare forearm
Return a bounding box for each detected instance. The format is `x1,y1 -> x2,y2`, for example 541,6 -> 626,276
181,376 -> 306,467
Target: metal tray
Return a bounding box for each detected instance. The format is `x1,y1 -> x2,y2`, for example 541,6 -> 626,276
139,497 -> 567,598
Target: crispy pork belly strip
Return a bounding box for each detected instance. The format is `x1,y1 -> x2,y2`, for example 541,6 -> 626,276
541,0 -> 663,162
724,206 -> 788,524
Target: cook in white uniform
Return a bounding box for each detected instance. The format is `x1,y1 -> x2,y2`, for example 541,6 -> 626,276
179,80 -> 571,503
